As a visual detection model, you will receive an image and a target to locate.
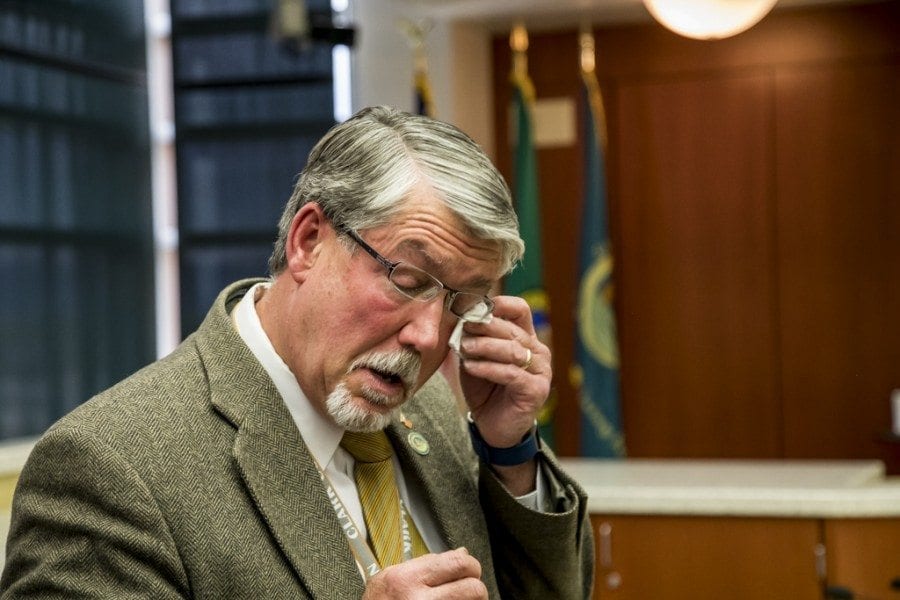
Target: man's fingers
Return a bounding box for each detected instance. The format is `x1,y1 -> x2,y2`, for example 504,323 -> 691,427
424,577 -> 489,600
363,548 -> 486,599
418,549 -> 487,600
487,295 -> 537,335
417,547 -> 482,587
460,335 -> 548,374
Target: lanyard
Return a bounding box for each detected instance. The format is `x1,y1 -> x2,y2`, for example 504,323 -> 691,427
315,461 -> 415,580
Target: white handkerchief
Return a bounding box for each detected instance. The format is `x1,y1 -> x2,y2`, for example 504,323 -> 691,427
448,308 -> 492,354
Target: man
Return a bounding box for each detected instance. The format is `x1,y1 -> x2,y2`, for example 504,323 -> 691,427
2,106 -> 593,598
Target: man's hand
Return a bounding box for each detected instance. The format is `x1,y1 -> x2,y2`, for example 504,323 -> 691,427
458,296 -> 550,444
457,296 -> 551,494
362,548 -> 487,599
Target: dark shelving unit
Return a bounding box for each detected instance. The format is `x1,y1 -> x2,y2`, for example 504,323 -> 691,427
0,0 -> 154,438
170,0 -> 336,335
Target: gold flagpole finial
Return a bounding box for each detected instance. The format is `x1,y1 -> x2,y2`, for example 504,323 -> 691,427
510,21 -> 529,53
510,21 -> 530,82
579,25 -> 596,75
397,18 -> 433,72
398,18 -> 436,116
397,18 -> 432,47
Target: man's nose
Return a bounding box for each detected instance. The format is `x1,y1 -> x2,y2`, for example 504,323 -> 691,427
397,296 -> 447,352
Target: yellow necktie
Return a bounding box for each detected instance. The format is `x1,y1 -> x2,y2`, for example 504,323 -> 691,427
340,431 -> 428,566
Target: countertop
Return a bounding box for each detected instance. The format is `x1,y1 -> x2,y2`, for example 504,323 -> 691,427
4,445 -> 900,534
559,458 -> 900,518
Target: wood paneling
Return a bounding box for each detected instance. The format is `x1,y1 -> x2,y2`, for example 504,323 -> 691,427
590,515 -> 822,599
491,1 -> 900,458
776,62 -> 900,459
615,73 -> 781,457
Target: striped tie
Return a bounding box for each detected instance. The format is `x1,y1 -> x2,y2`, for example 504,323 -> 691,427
340,430 -> 428,566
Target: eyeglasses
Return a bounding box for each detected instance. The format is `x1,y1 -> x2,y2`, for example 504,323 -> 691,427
338,225 -> 494,320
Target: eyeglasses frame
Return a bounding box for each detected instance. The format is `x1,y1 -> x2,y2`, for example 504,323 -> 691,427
336,224 -> 495,319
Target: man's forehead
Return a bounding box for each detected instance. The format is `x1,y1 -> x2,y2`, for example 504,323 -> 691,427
395,237 -> 497,291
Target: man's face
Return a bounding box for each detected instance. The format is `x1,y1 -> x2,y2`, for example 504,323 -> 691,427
293,192 -> 502,432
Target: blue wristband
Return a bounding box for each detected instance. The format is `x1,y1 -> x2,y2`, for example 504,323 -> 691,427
467,413 -> 540,466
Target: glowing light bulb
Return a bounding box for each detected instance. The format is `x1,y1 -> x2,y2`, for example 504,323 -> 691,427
643,0 -> 778,40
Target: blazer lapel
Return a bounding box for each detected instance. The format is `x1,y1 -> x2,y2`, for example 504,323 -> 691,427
198,281 -> 365,599
231,395 -> 365,600
386,397 -> 494,569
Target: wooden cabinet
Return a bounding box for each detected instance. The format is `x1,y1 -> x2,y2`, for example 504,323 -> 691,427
589,515 -> 823,599
823,519 -> 900,600
590,515 -> 900,599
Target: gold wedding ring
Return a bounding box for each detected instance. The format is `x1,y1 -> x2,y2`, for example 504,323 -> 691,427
520,347 -> 533,371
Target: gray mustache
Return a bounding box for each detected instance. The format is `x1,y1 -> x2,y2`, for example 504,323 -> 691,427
350,348 -> 422,392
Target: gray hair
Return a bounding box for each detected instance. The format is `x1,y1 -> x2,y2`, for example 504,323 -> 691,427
268,105 -> 524,275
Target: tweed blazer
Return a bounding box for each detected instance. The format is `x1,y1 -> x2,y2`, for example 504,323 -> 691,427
1,280 -> 593,599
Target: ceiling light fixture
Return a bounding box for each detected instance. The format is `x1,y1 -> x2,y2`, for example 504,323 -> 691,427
643,0 -> 778,40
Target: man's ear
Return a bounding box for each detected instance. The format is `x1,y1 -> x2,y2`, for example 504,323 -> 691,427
285,203 -> 329,283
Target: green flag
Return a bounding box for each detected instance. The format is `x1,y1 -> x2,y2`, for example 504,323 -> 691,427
505,85 -> 542,296
573,62 -> 626,457
505,65 -> 555,446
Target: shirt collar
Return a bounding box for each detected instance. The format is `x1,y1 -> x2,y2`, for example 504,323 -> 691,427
232,281 -> 343,469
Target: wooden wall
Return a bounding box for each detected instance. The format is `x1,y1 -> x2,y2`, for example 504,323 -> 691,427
492,1 -> 900,459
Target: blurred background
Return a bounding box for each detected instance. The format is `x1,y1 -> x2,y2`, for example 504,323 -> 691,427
1,0 -> 899,595
0,0 -> 897,463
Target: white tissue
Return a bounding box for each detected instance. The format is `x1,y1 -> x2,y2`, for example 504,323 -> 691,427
448,308 -> 492,354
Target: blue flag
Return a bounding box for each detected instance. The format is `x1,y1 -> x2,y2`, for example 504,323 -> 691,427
574,68 -> 626,457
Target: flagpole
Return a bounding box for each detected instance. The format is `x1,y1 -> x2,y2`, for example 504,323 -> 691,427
574,26 -> 626,457
579,26 -> 608,152
506,21 -> 557,447
398,19 -> 435,117
509,22 -> 535,102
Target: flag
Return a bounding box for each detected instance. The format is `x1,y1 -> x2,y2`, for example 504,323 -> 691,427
400,19 -> 435,118
414,69 -> 435,118
573,32 -> 626,457
504,24 -> 555,447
